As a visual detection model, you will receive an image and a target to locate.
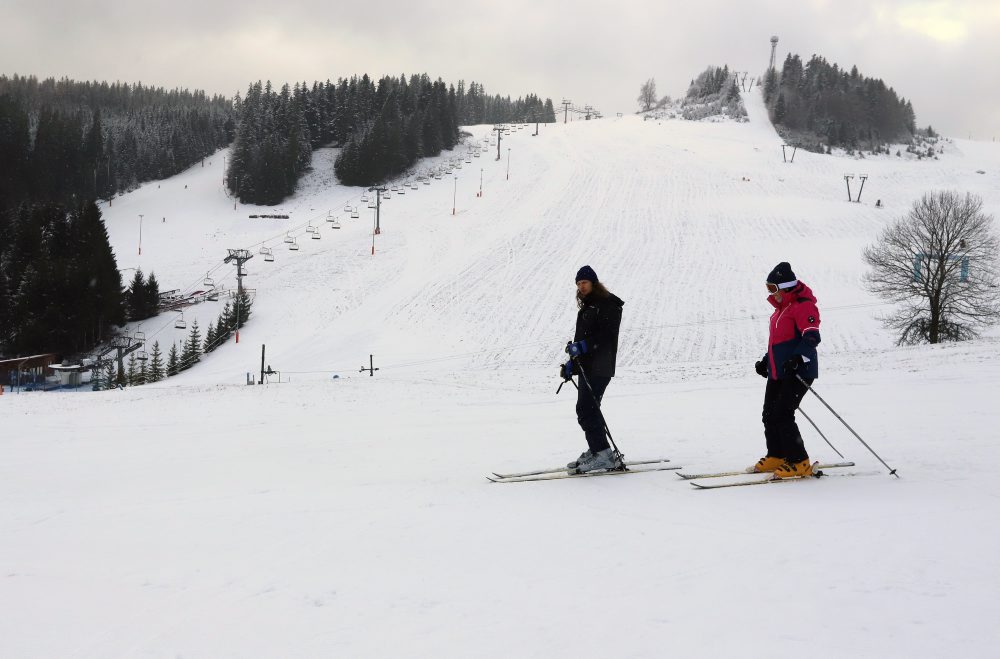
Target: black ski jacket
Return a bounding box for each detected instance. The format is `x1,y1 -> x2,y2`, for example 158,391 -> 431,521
573,292 -> 625,378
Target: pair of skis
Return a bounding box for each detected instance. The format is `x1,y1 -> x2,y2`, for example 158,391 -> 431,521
488,458 -> 679,483
679,461 -> 856,489
487,459 -> 856,487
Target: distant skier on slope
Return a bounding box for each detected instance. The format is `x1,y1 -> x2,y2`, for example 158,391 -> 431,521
751,262 -> 822,478
561,265 -> 625,473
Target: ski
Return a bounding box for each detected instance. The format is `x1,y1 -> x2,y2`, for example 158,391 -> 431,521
488,463 -> 681,483
689,465 -> 858,489
493,457 -> 672,480
677,461 -> 855,480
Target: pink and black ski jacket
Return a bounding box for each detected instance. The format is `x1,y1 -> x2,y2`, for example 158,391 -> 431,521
766,282 -> 821,380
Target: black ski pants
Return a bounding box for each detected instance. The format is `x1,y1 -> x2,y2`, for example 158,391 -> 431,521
577,374 -> 612,453
762,376 -> 812,463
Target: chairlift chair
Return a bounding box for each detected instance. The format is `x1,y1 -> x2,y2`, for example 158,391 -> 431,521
175,313 -> 187,329
383,191 -> 391,199
424,178 -> 431,185
263,247 -> 275,262
361,194 -> 369,203
306,225 -> 316,234
284,233 -> 294,244
312,229 -> 321,240
351,207 -> 360,219
410,182 -> 418,190
398,186 -> 405,195
344,203 -> 352,212
289,238 -> 299,251
208,291 -> 220,301
331,219 -> 342,229
203,274 -> 215,287
368,200 -> 377,209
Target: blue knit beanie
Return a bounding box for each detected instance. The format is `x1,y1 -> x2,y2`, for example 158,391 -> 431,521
575,265 -> 598,283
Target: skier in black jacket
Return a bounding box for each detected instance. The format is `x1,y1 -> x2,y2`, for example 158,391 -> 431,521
561,265 -> 625,473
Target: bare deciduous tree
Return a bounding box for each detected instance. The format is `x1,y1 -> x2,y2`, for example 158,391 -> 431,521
863,190 -> 1000,344
637,78 -> 657,112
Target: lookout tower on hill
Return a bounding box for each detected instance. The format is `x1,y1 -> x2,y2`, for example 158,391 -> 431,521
769,36 -> 779,71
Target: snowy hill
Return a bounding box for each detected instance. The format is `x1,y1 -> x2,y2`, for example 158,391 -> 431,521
3,90 -> 1000,658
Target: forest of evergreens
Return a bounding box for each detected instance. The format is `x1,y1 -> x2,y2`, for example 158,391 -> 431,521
226,74 -> 555,201
763,54 -> 917,151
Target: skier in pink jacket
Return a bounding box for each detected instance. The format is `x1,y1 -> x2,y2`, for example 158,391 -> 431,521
750,262 -> 822,478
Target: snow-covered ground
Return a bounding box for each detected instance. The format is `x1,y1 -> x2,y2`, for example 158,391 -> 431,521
3,90 -> 1000,657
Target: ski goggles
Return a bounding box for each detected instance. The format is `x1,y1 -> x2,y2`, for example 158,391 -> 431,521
766,282 -> 780,294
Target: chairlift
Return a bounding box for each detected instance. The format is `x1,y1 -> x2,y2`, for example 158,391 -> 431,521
383,191 -> 391,199
203,274 -> 215,287
410,182 -> 418,190
207,290 -> 219,301
473,152 -> 480,158
289,238 -> 299,251
306,225 -> 316,234
175,313 -> 187,329
344,203 -> 352,212
326,214 -> 337,223
424,178 -> 431,185
361,194 -> 369,203
368,200 -> 377,209
311,229 -> 321,240
283,233 -> 294,244
330,219 -> 341,230
351,207 -> 360,219
398,186 -> 406,195
263,247 -> 274,262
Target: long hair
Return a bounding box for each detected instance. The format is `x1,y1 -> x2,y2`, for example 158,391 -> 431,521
577,281 -> 611,308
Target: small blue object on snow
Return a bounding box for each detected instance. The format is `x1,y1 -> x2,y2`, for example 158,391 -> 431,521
566,340 -> 588,357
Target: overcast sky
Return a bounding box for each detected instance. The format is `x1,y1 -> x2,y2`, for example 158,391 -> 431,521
4,0 -> 997,139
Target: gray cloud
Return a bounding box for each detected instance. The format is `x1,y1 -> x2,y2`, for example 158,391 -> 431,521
3,0 -> 997,138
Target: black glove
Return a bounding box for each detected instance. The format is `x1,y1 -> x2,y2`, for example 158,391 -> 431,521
782,355 -> 804,375
560,361 -> 574,381
754,356 -> 768,378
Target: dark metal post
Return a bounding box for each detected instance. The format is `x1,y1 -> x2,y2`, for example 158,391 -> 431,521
260,344 -> 265,384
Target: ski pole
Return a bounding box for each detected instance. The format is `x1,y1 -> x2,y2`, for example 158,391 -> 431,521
796,374 -> 898,477
799,408 -> 844,459
571,352 -> 624,461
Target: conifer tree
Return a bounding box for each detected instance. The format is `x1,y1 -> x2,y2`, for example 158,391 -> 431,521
167,342 -> 179,376
181,319 -> 201,370
148,341 -> 164,382
103,361 -> 116,390
204,321 -> 216,352
126,352 -> 137,386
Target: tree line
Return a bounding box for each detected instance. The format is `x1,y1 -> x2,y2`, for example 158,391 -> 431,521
226,74 -> 556,201
0,75 -> 233,360
763,54 -> 917,151
0,75 -> 234,211
0,201 -> 124,355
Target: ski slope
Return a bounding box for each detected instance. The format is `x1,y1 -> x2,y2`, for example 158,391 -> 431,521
3,89 -> 1000,658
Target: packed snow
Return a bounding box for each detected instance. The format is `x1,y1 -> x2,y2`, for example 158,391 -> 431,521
3,90 -> 1000,658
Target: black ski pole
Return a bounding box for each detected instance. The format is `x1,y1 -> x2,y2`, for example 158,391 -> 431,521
799,408 -> 845,459
571,352 -> 624,463
796,374 -> 898,477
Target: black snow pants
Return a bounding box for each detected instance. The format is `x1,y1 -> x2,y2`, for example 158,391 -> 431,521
762,376 -> 812,463
577,375 -> 612,453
